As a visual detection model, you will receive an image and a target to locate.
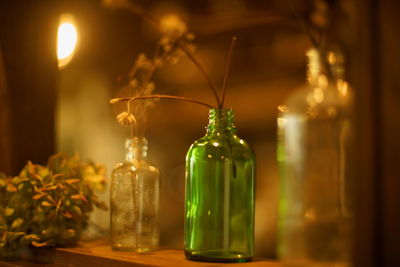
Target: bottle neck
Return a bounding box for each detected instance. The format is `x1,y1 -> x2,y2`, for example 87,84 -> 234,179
125,137 -> 148,161
327,46 -> 346,81
327,47 -> 350,97
307,47 -> 349,96
207,108 -> 236,134
306,48 -> 328,88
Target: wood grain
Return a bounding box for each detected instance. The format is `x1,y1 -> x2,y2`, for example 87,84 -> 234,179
0,240 -> 281,267
54,240 -> 280,267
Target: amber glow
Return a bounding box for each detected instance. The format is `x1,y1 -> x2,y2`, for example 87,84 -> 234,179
337,79 -> 349,97
57,14 -> 78,69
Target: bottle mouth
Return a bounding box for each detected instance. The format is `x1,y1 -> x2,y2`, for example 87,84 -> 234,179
208,108 -> 236,133
125,137 -> 148,160
125,137 -> 148,149
209,108 -> 234,116
209,108 -> 232,111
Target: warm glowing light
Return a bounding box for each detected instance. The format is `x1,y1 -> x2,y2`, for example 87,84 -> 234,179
58,23 -> 77,59
317,74 -> 328,89
337,79 -> 349,97
277,117 -> 286,129
304,209 -> 316,220
313,87 -> 324,103
277,105 -> 289,113
57,14 -> 78,69
159,14 -> 187,38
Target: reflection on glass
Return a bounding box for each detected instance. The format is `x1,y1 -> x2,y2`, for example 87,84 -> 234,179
185,108 -> 255,262
278,48 -> 354,267
110,137 -> 160,252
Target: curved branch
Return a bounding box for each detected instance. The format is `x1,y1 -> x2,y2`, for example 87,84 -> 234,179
288,0 -> 319,47
220,36 -> 237,108
178,43 -> 221,107
111,1 -> 221,107
124,2 -> 159,27
110,94 -> 215,109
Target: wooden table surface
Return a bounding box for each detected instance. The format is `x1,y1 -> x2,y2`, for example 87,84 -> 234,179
0,240 -> 280,267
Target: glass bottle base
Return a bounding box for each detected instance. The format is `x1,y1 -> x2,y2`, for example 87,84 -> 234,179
111,245 -> 155,253
185,250 -> 252,263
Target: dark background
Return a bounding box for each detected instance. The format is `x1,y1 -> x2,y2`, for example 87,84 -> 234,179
0,0 -> 399,265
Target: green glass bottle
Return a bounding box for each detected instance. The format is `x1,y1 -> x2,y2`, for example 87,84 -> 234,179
184,108 -> 255,262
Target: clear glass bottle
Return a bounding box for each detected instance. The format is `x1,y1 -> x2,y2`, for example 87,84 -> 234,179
277,48 -> 353,267
110,137 -> 160,252
185,108 -> 255,262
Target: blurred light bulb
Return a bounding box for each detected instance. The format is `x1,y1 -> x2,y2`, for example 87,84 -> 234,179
57,14 -> 78,69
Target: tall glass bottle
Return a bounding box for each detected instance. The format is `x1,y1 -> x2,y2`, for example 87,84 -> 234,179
110,137 -> 160,252
185,108 -> 255,262
278,48 -> 353,267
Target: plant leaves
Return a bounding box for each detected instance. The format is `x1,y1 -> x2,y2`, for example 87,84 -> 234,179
33,185 -> 41,193
33,174 -> 42,181
1,231 -> 6,242
32,194 -> 47,200
42,185 -> 58,191
23,234 -> 40,242
71,194 -> 88,203
65,179 -> 80,184
71,205 -> 82,217
92,197 -> 108,210
4,207 -> 14,216
52,174 -> 64,179
62,211 -> 72,219
6,183 -> 17,192
0,152 -> 107,256
21,234 -> 41,245
63,229 -> 75,239
7,232 -> 25,242
41,201 -> 53,207
31,241 -> 47,247
46,195 -> 56,204
11,218 -> 24,229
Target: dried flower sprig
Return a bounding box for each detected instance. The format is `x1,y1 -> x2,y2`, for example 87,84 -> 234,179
220,36 -> 237,108
289,0 -> 320,48
289,0 -> 342,51
111,37 -> 237,129
178,43 -> 220,106
106,0 -> 237,132
106,2 -> 200,133
110,36 -> 237,110
111,94 -> 215,109
289,0 -> 346,80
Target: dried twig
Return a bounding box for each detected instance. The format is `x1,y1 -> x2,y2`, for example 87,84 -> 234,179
122,1 -> 159,27
220,36 -> 237,109
111,94 -> 216,109
115,1 -> 220,106
178,43 -> 221,107
288,0 -> 319,47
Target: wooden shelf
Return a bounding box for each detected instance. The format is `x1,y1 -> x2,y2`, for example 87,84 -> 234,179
1,240 -> 280,266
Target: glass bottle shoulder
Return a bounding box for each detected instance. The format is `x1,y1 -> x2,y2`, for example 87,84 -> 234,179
187,132 -> 254,161
112,160 -> 159,176
284,84 -> 352,120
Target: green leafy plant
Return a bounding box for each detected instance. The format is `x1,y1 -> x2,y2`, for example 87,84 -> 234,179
0,153 -> 107,258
